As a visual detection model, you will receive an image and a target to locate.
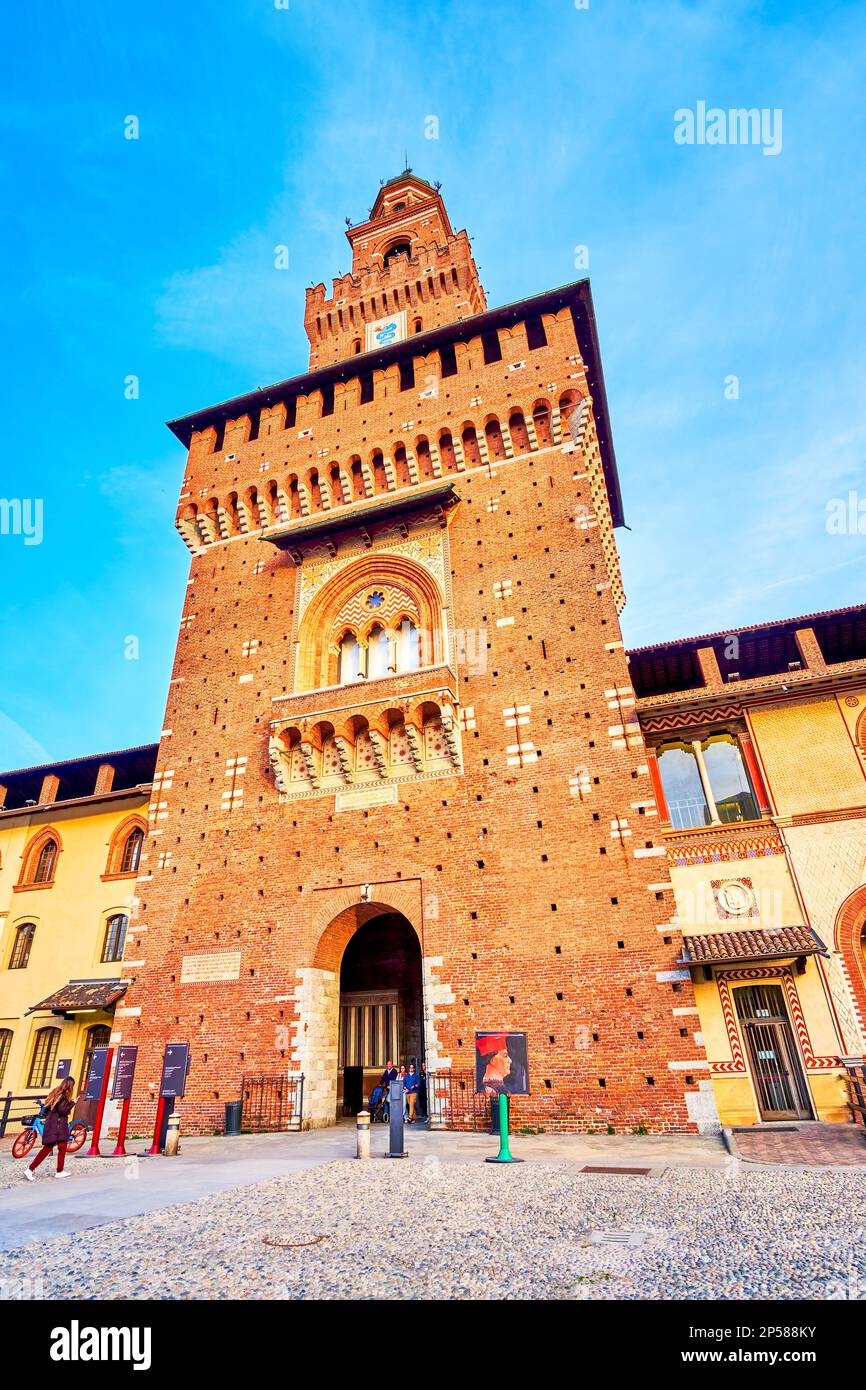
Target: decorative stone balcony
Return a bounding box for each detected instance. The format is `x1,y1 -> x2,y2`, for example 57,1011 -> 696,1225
269,663 -> 462,803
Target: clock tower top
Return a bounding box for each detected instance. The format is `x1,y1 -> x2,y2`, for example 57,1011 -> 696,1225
304,171 -> 486,368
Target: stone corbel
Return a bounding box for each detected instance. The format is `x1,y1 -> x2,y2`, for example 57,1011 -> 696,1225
298,740 -> 320,787
439,713 -> 461,766
332,737 -> 355,783
403,722 -> 424,772
268,737 -> 291,795
366,729 -> 389,778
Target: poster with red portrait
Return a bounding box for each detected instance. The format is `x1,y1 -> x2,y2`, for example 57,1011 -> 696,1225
475,1031 -> 530,1096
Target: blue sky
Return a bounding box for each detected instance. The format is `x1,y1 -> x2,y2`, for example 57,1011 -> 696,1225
2,0 -> 864,768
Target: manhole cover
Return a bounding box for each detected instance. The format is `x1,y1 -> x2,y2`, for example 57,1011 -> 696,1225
589,1230 -> 648,1248
581,1165 -> 651,1175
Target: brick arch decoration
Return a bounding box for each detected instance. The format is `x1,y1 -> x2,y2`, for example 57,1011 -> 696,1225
329,583 -> 421,647
834,884 -> 866,1036
310,887 -> 424,973
104,814 -> 148,877
16,825 -> 63,888
295,553 -> 446,691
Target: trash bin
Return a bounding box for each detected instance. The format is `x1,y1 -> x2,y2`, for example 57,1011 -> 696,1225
225,1100 -> 243,1136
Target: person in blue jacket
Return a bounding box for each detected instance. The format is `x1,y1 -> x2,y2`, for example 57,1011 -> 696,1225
403,1062 -> 420,1122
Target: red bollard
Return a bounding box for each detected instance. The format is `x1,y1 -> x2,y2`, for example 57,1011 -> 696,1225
147,1095 -> 169,1156
86,1047 -> 114,1157
112,1096 -> 131,1157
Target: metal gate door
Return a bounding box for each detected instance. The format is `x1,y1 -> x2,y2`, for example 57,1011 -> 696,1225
734,984 -> 813,1121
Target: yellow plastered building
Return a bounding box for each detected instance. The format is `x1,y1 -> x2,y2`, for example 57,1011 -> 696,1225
0,746 -> 156,1125
632,608 -> 866,1129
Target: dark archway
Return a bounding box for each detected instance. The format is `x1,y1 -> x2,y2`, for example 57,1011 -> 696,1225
337,912 -> 423,1115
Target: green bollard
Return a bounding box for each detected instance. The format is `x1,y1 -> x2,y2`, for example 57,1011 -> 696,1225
485,1093 -> 524,1164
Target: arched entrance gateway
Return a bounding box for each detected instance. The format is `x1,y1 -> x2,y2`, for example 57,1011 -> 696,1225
294,894 -> 429,1128
338,914 -> 423,1115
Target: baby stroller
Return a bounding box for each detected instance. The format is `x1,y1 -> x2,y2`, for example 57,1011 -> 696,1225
368,1085 -> 388,1123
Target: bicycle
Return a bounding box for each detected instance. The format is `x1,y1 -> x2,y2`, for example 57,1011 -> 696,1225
11,1108 -> 88,1159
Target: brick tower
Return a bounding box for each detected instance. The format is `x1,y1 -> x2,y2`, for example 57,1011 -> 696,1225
120,171 -> 712,1135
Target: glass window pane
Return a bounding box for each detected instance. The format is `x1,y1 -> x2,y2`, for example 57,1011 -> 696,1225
702,737 -> 758,822
366,626 -> 389,680
398,619 -> 420,672
657,746 -> 710,829
338,633 -> 360,684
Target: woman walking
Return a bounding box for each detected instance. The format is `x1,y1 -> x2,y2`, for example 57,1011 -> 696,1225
23,1075 -> 76,1181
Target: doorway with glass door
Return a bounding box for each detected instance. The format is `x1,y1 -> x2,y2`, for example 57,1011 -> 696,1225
734,983 -> 813,1121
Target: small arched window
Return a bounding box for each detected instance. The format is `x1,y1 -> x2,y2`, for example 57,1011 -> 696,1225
9,923 -> 36,970
398,619 -> 421,672
366,626 -> 390,681
102,914 -> 128,964
0,1029 -> 12,1089
532,402 -> 553,448
119,828 -> 144,875
508,411 -> 531,455
461,425 -> 481,468
383,241 -> 411,268
338,632 -> 361,685
82,1025 -> 111,1087
413,317 -> 423,334
27,1027 -> 60,1090
33,839 -> 58,884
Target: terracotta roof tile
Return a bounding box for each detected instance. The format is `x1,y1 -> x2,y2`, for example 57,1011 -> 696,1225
681,925 -> 825,966
27,979 -> 127,1015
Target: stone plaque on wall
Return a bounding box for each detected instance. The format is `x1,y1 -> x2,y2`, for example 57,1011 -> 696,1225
335,784 -> 399,812
180,951 -> 242,984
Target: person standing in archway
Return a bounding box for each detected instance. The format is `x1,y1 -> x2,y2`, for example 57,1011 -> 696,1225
379,1059 -> 398,1120
404,1062 -> 420,1123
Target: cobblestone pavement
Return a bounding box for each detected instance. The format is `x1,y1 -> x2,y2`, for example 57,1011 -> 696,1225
732,1122 -> 866,1167
1,1158 -> 864,1301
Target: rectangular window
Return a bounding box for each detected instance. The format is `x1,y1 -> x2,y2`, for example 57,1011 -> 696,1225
27,1028 -> 60,1090
320,382 -> 335,416
0,1030 -> 12,1089
283,398 -> 297,429
9,924 -> 35,970
102,914 -> 128,964
359,374 -> 375,405
439,343 -> 457,378
399,360 -> 415,391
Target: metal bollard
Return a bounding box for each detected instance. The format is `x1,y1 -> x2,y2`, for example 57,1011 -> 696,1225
165,1111 -> 181,1157
387,1079 -> 407,1158
356,1109 -> 371,1160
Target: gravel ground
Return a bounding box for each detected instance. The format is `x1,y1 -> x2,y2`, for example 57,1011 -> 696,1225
2,1159 -> 865,1300
0,1149 -> 107,1190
